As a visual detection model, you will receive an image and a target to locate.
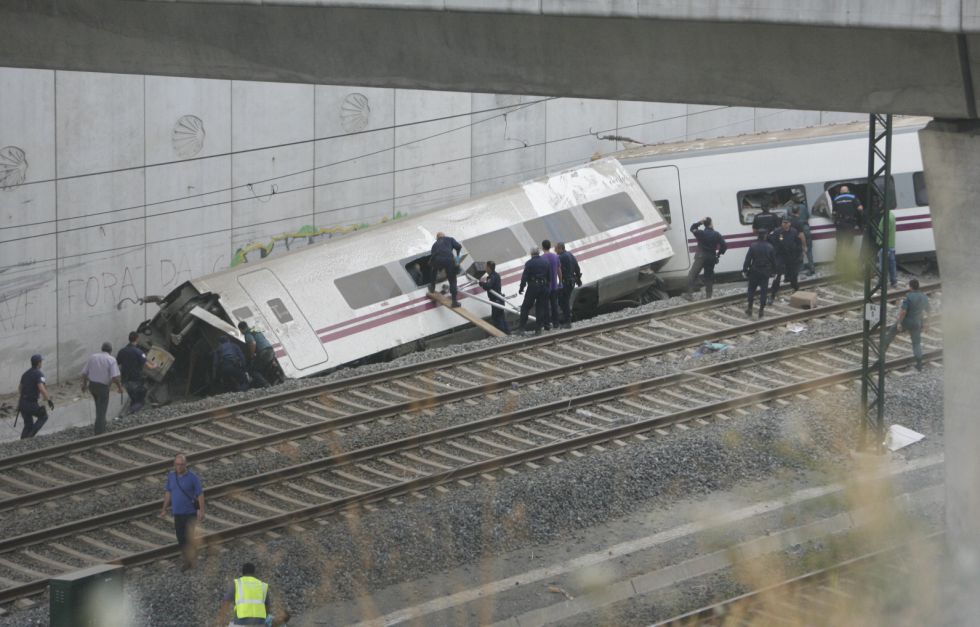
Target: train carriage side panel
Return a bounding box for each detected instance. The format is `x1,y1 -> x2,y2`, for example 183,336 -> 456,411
619,118 -> 933,288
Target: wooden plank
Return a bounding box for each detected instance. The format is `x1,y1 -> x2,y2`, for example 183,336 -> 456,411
426,292 -> 505,337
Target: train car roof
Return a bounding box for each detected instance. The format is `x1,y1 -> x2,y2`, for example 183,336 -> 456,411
193,157 -> 645,285
609,115 -> 931,164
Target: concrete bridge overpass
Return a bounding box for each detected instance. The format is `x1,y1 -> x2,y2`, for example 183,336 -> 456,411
2,0 -> 980,607
0,0 -> 978,118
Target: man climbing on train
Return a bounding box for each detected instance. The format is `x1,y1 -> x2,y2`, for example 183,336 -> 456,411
429,231 -> 463,308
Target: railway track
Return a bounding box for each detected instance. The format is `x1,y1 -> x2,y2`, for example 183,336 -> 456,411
0,321 -> 943,604
0,279 -> 935,521
655,533 -> 945,626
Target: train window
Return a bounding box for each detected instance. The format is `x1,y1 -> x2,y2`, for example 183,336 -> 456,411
737,185 -> 807,225
335,266 -> 403,309
825,177 -> 896,212
463,228 -> 525,265
913,171 -> 929,206
654,200 -> 671,225
524,209 -> 587,245
403,255 -> 461,288
231,306 -> 253,321
266,299 -> 294,324
582,192 -> 643,231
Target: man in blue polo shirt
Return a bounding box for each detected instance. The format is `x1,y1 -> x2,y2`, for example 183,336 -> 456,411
159,453 -> 206,571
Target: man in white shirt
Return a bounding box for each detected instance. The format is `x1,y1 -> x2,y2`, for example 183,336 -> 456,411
81,341 -> 124,435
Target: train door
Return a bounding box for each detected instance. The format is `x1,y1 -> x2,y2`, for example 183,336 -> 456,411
636,165 -> 689,272
237,268 -> 328,371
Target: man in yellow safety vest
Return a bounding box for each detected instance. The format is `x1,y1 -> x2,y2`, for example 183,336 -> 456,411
218,562 -> 281,626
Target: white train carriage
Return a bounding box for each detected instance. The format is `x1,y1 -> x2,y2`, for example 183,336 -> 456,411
142,159 -> 672,393
611,116 -> 935,288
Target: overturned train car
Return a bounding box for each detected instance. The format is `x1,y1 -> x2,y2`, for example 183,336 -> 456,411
139,158 -> 673,397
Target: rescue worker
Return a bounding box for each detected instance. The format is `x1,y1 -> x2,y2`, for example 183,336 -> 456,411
429,231 -> 462,307
742,231 -> 777,319
832,185 -> 864,259
879,278 -> 930,371
685,217 -> 727,300
17,354 -> 53,439
219,562 -> 286,626
555,242 -> 582,329
767,217 -> 806,303
877,209 -> 898,288
541,239 -> 562,329
478,261 -> 509,334
517,247 -> 550,335
117,331 -> 147,414
238,321 -> 279,387
789,204 -> 815,275
213,335 -> 249,393
80,342 -> 124,435
751,200 -> 779,236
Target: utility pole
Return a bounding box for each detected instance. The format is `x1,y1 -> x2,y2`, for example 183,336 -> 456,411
860,113 -> 893,452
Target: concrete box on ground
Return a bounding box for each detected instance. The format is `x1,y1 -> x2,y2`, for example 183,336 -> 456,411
790,291 -> 818,309
50,563 -> 124,627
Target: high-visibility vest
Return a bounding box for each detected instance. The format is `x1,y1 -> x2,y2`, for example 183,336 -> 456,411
234,576 -> 268,620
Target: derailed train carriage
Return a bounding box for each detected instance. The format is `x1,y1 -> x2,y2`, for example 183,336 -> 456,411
139,159 -> 674,397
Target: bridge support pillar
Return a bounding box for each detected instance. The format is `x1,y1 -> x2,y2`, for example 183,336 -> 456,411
919,119 -> 980,600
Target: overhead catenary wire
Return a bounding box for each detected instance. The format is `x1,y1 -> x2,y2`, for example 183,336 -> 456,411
0,106 -> 782,273
0,103 -> 737,245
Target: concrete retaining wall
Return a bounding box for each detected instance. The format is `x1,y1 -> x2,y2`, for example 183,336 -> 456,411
0,66 -> 862,391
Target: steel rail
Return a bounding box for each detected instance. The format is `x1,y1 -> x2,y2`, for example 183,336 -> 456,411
0,276 -> 839,471
653,531 -> 945,626
0,340 -> 941,603
0,283 -> 937,512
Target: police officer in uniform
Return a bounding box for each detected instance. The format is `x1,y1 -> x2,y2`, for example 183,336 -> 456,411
832,185 -> 864,259
743,231 -> 777,319
517,247 -> 550,335
685,217 -> 727,300
238,321 -> 279,387
767,217 -> 806,303
751,201 -> 779,236
213,335 -> 249,393
17,354 -> 53,439
555,242 -> 582,329
117,331 -> 147,414
789,204 -> 815,275
478,261 -> 509,334
429,231 -> 463,308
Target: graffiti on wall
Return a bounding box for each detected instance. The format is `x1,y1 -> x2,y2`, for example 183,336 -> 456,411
231,212 -> 406,266
65,265 -> 143,314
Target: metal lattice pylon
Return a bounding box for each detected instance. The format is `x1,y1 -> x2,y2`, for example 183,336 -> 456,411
860,113 -> 893,452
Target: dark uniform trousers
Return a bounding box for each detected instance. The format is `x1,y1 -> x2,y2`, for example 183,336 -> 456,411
686,251 -> 718,297
18,402 -> 48,439
90,382 -> 111,435
431,257 -> 458,299
519,280 -> 549,332
770,256 -> 800,301
747,270 -> 770,311
489,305 -> 509,334
558,283 -> 574,325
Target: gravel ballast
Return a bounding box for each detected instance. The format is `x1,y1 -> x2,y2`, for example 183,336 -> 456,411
0,272 -> 946,626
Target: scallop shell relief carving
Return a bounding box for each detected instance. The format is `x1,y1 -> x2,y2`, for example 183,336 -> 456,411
172,115 -> 206,158
0,146 -> 28,191
341,93 -> 371,133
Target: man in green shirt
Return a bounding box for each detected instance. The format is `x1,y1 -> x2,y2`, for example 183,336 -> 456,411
877,210 -> 898,288
880,278 -> 930,370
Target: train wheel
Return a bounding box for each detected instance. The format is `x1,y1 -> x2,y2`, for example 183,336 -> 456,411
638,283 -> 669,304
